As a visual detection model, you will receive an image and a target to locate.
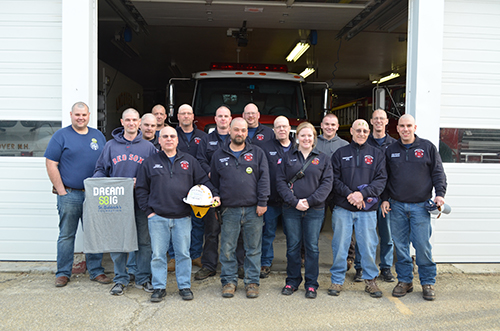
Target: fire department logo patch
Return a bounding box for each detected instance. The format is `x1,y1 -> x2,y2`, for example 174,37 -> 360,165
364,155 -> 374,165
180,161 -> 189,170
415,149 -> 424,158
244,153 -> 253,162
312,158 -> 320,165
194,137 -> 201,145
256,134 -> 264,141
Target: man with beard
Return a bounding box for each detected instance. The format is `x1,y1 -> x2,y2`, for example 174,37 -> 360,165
210,118 -> 270,299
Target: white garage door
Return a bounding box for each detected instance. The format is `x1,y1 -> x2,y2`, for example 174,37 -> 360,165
0,1 -> 62,260
434,0 -> 500,262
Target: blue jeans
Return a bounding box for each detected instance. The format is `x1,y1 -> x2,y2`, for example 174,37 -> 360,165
110,208 -> 151,285
354,201 -> 394,270
56,189 -> 104,279
149,214 -> 192,290
126,251 -> 137,275
261,205 -> 282,267
389,199 -> 436,285
330,206 -> 379,284
220,206 -> 263,287
167,211 -> 204,260
282,204 -> 324,290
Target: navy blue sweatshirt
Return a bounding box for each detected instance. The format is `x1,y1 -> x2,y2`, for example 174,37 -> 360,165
135,150 -> 217,218
366,133 -> 396,149
94,127 -> 157,178
331,141 -> 387,212
260,139 -> 293,206
210,139 -> 270,208
248,123 -> 275,149
176,125 -> 207,158
276,148 -> 333,208
382,135 -> 447,203
196,129 -> 227,175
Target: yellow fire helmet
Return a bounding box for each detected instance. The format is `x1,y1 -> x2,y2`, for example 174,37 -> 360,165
183,184 -> 213,218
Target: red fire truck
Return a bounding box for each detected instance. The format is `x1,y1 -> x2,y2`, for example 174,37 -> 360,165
167,63 -> 329,133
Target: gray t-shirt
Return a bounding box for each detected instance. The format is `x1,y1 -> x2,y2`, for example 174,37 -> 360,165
82,177 -> 137,253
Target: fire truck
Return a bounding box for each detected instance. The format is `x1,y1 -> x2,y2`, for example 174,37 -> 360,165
167,63 -> 329,133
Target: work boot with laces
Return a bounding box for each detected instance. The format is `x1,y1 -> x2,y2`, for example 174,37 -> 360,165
365,278 -> 383,298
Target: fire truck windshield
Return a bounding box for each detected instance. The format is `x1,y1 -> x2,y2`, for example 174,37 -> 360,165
193,78 -> 306,119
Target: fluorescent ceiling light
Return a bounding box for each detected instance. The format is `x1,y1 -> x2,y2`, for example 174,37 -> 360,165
286,42 -> 310,62
373,72 -> 400,84
300,67 -> 315,78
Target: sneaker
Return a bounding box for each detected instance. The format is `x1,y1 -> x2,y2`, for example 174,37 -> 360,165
194,267 -> 216,281
237,266 -> 244,279
222,283 -> 236,298
167,258 -> 175,272
328,283 -> 342,296
128,273 -> 135,283
245,283 -> 259,298
281,284 -> 297,296
110,283 -> 126,296
305,287 -> 317,299
260,266 -> 271,279
150,289 -> 166,302
179,288 -> 194,301
192,257 -> 202,268
422,284 -> 435,301
392,282 -> 413,297
135,281 -> 154,293
354,268 -> 363,282
380,268 -> 395,282
364,278 -> 383,298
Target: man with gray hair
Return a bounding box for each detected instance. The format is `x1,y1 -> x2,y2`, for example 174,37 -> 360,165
352,109 -> 397,282
329,119 -> 387,299
258,116 -> 293,278
94,108 -> 157,296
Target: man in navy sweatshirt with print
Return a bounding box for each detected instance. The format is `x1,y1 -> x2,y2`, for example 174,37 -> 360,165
210,117 -> 270,299
329,119 -> 387,299
135,125 -> 218,302
381,114 -> 447,301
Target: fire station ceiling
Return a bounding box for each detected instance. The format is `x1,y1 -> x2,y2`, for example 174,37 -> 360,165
98,0 -> 408,95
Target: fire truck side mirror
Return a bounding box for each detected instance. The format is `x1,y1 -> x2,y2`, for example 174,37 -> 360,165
168,83 -> 175,118
323,87 -> 332,115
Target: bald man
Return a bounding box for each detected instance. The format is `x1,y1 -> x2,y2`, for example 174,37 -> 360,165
328,119 -> 387,299
242,103 -> 275,148
140,113 -> 160,150
258,116 -> 293,278
152,104 -> 167,134
381,114 -> 447,301
210,117 -> 270,299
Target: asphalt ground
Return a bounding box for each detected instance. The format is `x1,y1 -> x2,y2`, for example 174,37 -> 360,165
1,227 -> 500,331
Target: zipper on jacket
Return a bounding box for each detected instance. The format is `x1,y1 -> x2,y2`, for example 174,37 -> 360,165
405,149 -> 409,161
356,147 -> 360,167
